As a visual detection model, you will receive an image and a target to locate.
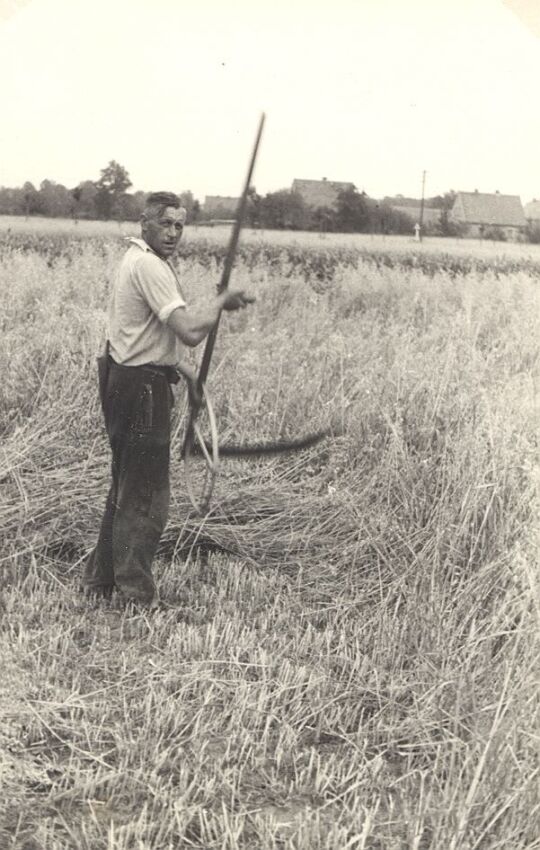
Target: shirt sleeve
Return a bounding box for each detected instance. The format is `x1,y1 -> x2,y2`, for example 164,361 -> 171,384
132,252 -> 186,323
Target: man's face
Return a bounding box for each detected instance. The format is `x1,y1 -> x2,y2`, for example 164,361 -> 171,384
142,206 -> 185,259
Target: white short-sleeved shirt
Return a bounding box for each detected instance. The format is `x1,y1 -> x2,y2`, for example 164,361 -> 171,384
108,237 -> 186,366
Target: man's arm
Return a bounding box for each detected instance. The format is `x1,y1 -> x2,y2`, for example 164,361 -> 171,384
166,289 -> 254,348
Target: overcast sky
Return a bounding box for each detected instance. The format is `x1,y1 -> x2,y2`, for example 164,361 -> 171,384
0,0 -> 538,202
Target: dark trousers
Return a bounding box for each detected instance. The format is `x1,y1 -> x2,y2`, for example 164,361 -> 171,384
82,358 -> 173,602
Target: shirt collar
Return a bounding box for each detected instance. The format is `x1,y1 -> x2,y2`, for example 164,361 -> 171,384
126,236 -> 154,253
125,236 -> 180,281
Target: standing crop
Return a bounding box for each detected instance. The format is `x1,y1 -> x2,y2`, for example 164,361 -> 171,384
0,227 -> 538,849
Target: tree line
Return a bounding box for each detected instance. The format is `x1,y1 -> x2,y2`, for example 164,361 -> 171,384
0,159 -> 461,236
240,188 -> 459,236
0,161 -> 200,225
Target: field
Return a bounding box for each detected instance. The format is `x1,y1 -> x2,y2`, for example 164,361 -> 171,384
0,216 -> 538,849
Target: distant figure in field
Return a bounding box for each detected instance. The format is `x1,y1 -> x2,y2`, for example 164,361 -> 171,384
81,191 -> 254,606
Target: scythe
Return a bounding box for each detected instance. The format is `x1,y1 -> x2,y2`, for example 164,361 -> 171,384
180,114 -> 329,514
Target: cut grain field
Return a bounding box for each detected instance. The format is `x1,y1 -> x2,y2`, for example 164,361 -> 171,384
0,220 -> 538,849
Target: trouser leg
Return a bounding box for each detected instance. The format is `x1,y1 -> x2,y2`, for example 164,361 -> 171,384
82,485 -> 116,594
111,434 -> 170,603
82,361 -> 172,602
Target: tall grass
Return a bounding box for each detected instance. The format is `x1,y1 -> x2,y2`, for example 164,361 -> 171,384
0,232 -> 538,848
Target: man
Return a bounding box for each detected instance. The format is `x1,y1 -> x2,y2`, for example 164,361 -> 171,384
82,191 -> 253,605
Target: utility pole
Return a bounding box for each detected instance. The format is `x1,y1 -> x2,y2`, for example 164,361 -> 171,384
419,170 -> 426,242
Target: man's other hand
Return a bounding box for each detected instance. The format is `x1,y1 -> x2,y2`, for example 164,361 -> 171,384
222,290 -> 256,311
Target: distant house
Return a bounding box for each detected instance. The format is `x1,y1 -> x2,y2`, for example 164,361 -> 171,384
450,191 -> 526,240
291,178 -> 356,209
203,195 -> 239,216
524,199 -> 540,223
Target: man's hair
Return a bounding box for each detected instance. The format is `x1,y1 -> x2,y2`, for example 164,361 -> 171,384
143,191 -> 181,221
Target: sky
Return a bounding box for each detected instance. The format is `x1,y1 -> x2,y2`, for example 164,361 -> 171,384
0,0 -> 539,202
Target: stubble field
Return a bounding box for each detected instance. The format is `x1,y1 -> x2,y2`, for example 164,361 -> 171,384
0,218 -> 538,849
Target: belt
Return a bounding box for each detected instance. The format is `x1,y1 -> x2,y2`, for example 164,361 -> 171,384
140,363 -> 181,385
107,355 -> 181,385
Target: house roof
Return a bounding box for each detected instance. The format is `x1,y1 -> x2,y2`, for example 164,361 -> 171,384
292,178 -> 356,209
452,192 -> 526,227
524,200 -> 540,221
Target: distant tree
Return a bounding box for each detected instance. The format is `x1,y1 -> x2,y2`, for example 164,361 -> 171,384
436,191 -> 460,236
525,223 -> 540,244
93,187 -> 111,220
113,192 -> 143,221
22,181 -> 40,217
95,160 -> 132,219
0,186 -> 24,215
178,191 -> 199,222
38,180 -> 71,218
130,191 -> 147,220
74,181 -> 99,219
71,186 -> 82,219
430,190 -> 456,210
335,188 -> 369,232
310,205 -> 336,233
191,198 -> 201,222
97,160 -> 132,196
244,187 -> 262,228
372,201 -> 417,235
259,190 -> 308,230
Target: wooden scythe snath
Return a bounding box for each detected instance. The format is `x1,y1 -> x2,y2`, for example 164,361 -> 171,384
196,113 -> 266,394
181,114 -> 329,514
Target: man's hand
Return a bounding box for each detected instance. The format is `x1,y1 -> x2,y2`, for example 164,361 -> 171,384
176,362 -> 202,409
222,290 -> 256,311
